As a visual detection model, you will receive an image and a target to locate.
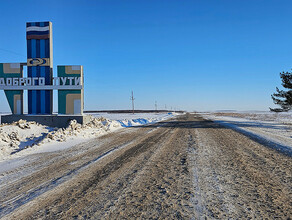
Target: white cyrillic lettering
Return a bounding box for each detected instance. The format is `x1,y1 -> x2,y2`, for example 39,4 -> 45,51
61,77 -> 67,85
39,77 -> 45,86
0,78 -> 5,86
75,77 -> 81,85
26,78 -> 31,86
68,77 -> 74,85
53,77 -> 59,85
19,78 -> 25,86
0,77 -> 83,89
6,78 -> 12,86
32,77 -> 38,85
13,78 -> 19,86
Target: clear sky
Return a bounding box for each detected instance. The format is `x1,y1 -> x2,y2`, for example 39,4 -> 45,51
0,0 -> 291,112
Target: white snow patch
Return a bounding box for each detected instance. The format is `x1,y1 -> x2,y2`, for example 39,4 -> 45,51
0,112 -> 179,162
90,112 -> 177,127
200,111 -> 292,149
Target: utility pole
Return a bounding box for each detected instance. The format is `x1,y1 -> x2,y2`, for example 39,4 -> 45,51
130,90 -> 135,114
155,101 -> 157,112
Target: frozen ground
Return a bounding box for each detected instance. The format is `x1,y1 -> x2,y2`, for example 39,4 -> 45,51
0,112 -> 177,162
1,113 -> 291,219
200,111 -> 292,151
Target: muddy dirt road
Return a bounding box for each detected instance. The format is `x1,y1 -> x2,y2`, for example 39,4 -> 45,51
0,114 -> 291,219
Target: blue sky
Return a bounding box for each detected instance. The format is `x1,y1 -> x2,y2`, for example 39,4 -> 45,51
0,0 -> 292,112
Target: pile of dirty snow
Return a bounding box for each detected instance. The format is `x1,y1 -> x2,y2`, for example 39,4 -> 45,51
0,116 -> 122,161
0,120 -> 55,159
0,113 -> 177,161
0,112 -> 179,161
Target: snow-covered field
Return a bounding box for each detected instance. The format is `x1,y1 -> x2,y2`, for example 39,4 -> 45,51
200,111 -> 292,151
0,112 -> 177,162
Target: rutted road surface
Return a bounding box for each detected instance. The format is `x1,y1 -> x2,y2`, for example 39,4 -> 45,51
0,114 -> 291,219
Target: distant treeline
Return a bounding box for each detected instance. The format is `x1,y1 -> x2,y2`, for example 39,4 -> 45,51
84,110 -> 185,114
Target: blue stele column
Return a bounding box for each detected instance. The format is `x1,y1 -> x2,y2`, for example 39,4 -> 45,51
26,21 -> 53,114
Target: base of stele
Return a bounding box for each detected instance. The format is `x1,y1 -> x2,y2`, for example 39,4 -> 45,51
1,114 -> 91,128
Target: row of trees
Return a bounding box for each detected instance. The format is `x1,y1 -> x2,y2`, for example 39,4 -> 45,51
270,71 -> 292,112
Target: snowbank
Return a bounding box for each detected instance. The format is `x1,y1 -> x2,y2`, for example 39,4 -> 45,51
0,120 -> 55,159
0,112 -> 178,161
0,117 -> 113,161
90,112 -> 176,127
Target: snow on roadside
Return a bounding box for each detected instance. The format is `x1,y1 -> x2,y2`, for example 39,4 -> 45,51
0,117 -> 112,161
200,112 -> 292,149
90,112 -> 176,127
0,112 -> 178,162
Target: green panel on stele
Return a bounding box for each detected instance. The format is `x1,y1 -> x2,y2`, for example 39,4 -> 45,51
4,90 -> 22,114
58,90 -> 81,114
57,65 -> 83,115
0,63 -> 23,114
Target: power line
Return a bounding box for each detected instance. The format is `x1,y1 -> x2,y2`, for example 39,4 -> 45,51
130,90 -> 135,114
0,48 -> 26,58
